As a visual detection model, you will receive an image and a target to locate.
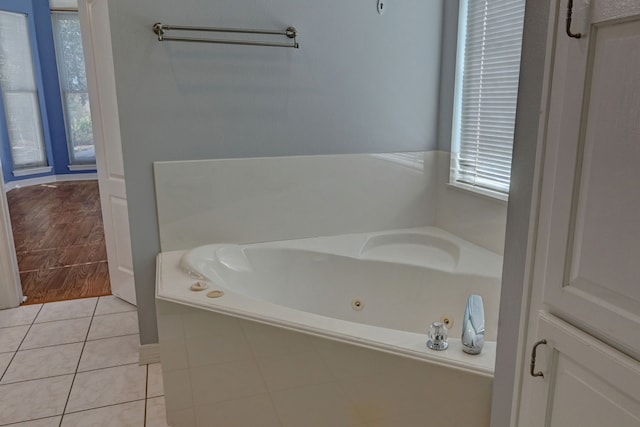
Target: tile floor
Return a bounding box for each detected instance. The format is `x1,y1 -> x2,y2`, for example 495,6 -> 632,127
0,296 -> 168,426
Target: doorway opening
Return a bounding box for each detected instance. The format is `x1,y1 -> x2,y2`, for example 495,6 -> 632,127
7,180 -> 111,304
0,1 -> 112,305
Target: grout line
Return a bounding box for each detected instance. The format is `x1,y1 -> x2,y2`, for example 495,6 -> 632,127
240,322 -> 285,427
60,299 -> 99,421
15,339 -> 87,352
32,313 -> 97,326
0,414 -> 63,426
59,398 -> 147,419
0,360 -> 142,387
144,364 -> 149,426
0,372 -> 75,387
0,304 -> 45,383
77,360 -> 141,375
91,309 -> 137,318
92,308 -> 137,317
85,330 -> 140,343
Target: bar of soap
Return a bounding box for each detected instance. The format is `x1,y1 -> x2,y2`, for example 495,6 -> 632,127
190,281 -> 209,291
206,290 -> 224,298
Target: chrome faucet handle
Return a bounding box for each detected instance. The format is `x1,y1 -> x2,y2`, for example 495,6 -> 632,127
462,294 -> 485,355
427,321 -> 449,351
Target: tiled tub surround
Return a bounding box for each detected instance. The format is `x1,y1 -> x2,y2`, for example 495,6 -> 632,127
156,228 -> 501,427
154,152 -> 507,256
153,152 -> 438,252
0,296 -> 167,426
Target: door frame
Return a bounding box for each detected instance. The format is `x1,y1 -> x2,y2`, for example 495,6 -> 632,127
0,159 -> 22,309
490,0 -> 555,425
0,0 -> 131,309
498,1 -> 640,425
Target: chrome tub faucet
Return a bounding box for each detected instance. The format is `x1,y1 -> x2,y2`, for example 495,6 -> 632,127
462,295 -> 485,355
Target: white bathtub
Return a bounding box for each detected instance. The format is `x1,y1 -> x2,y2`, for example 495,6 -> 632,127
156,227 -> 502,427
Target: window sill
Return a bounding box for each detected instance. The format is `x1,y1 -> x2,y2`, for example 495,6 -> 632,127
12,166 -> 53,177
68,164 -> 97,172
447,181 -> 509,203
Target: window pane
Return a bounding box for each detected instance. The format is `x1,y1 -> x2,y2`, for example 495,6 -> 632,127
52,12 -> 95,164
4,93 -> 48,168
0,11 -> 48,169
65,93 -> 95,162
52,13 -> 87,93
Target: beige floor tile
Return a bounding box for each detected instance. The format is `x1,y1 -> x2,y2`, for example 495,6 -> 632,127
66,364 -> 146,413
95,295 -> 136,315
0,305 -> 42,328
147,363 -> 164,398
20,317 -> 91,350
4,416 -> 62,426
87,311 -> 138,340
0,351 -> 14,376
35,298 -> 97,323
0,375 -> 73,425
78,334 -> 139,372
61,400 -> 145,427
0,325 -> 30,353
1,343 -> 83,384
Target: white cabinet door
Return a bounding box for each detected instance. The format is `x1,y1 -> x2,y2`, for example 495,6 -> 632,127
78,0 -> 136,305
517,0 -> 640,424
531,313 -> 640,427
539,0 -> 640,361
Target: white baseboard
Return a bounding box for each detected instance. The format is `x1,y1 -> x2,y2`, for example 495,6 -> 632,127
139,343 -> 161,365
4,173 -> 98,192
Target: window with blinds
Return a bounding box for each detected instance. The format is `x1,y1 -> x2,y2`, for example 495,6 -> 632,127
52,11 -> 95,165
450,0 -> 526,197
0,11 -> 49,170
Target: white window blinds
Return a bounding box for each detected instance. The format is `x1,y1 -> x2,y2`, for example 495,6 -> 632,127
451,0 -> 526,196
0,11 -> 48,170
49,0 -> 78,9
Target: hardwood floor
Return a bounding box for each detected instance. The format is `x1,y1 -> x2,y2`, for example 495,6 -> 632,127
7,180 -> 111,304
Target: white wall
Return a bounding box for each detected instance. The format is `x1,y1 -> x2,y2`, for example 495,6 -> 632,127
108,0 -> 445,344
436,0 -> 460,152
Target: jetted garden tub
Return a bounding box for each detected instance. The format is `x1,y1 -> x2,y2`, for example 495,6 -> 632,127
156,227 -> 502,427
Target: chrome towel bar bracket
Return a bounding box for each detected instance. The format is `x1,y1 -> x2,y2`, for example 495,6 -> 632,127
152,22 -> 299,49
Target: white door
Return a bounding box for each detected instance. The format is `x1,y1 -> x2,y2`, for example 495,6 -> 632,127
0,160 -> 21,309
516,0 -> 640,425
78,0 -> 136,305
